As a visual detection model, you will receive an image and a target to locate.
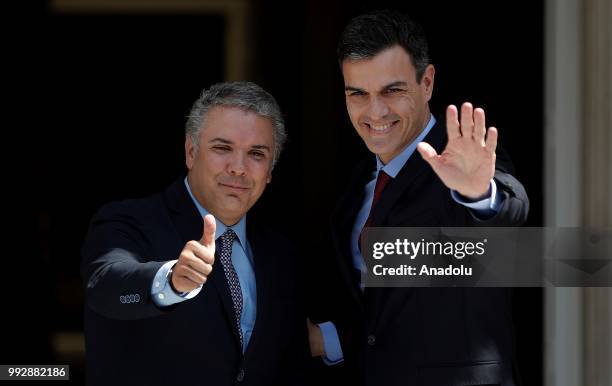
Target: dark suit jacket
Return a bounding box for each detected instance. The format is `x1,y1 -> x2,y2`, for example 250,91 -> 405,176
317,120 -> 529,386
81,177 -> 309,386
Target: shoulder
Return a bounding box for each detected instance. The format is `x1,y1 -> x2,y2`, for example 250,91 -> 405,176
90,191 -> 167,231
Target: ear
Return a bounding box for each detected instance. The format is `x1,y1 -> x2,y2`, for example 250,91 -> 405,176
266,170 -> 272,184
422,64 -> 435,102
185,136 -> 195,170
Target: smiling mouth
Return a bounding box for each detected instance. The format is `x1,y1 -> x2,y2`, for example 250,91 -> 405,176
365,120 -> 399,134
219,183 -> 249,192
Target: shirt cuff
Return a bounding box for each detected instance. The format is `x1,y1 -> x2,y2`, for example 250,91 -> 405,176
151,260 -> 203,307
450,179 -> 504,215
319,321 -> 344,365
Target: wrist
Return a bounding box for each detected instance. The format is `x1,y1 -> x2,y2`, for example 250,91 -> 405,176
168,267 -> 186,296
457,182 -> 492,201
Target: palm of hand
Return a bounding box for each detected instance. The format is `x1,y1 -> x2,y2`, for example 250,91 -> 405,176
417,103 -> 498,200
432,135 -> 495,198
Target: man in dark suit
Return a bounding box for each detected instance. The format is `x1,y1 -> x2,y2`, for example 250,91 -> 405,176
307,10 -> 529,386
81,81 -> 308,386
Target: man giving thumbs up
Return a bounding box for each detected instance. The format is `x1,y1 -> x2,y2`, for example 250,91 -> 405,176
81,82 -> 309,386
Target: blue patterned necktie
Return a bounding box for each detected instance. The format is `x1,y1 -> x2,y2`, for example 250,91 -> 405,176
217,228 -> 243,348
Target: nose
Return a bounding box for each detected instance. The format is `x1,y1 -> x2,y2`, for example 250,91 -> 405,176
228,153 -> 247,176
366,95 -> 390,121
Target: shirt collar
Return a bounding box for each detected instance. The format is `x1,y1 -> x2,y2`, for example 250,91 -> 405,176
376,114 -> 436,178
184,177 -> 248,248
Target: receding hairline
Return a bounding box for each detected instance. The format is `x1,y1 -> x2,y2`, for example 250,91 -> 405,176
197,105 -> 277,129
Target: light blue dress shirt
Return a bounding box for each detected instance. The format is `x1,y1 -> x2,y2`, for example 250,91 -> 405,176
151,178 -> 257,352
319,114 -> 504,364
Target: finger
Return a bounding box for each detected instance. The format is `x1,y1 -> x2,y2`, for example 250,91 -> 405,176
200,214 -> 216,248
473,107 -> 486,145
460,102 -> 474,138
175,265 -> 207,285
485,126 -> 498,153
172,268 -> 202,291
186,255 -> 213,276
446,105 -> 461,139
171,275 -> 199,293
190,242 -> 215,265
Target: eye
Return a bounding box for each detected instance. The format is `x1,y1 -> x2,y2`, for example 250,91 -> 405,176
347,90 -> 366,97
212,145 -> 231,152
385,88 -> 404,94
249,150 -> 266,159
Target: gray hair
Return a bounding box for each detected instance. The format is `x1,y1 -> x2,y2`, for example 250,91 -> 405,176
185,81 -> 286,168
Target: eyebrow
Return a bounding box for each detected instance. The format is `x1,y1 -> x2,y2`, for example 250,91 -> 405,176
251,145 -> 271,152
345,81 -> 409,93
209,138 -> 233,144
382,81 -> 408,89
345,85 -> 366,93
209,138 -> 271,152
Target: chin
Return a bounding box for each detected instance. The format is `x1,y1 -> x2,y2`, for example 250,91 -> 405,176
221,200 -> 244,212
366,143 -> 392,156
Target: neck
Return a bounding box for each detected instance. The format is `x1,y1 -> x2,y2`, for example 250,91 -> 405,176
218,216 -> 240,227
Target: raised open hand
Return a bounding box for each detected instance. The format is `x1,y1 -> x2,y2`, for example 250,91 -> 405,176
417,103 -> 497,199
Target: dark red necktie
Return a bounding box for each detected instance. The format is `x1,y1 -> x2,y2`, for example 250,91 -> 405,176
359,170 -> 392,247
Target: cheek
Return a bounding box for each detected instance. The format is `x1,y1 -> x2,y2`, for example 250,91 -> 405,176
198,153 -> 225,173
346,100 -> 361,122
249,162 -> 272,186
394,95 -> 416,113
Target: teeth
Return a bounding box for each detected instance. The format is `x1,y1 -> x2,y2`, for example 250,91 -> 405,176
370,122 -> 394,131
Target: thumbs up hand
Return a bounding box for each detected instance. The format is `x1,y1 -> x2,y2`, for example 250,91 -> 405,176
170,214 -> 216,293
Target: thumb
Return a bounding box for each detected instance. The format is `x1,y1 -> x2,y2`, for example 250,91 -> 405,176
200,214 -> 217,248
417,142 -> 439,166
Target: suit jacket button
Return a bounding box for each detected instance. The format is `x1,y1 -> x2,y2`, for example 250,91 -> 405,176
367,334 -> 376,346
236,369 -> 245,382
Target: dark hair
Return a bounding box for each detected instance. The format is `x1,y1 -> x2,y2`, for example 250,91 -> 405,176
337,10 -> 430,83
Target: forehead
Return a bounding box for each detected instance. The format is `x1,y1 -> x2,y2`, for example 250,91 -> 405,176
341,45 -> 417,88
200,106 -> 274,146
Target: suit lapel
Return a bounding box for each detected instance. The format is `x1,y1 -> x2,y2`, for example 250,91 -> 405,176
331,158 -> 376,310
365,121 -> 447,330
163,177 -> 243,351
370,121 -> 447,228
242,221 -> 274,360
209,254 -> 244,350
163,177 -> 204,243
